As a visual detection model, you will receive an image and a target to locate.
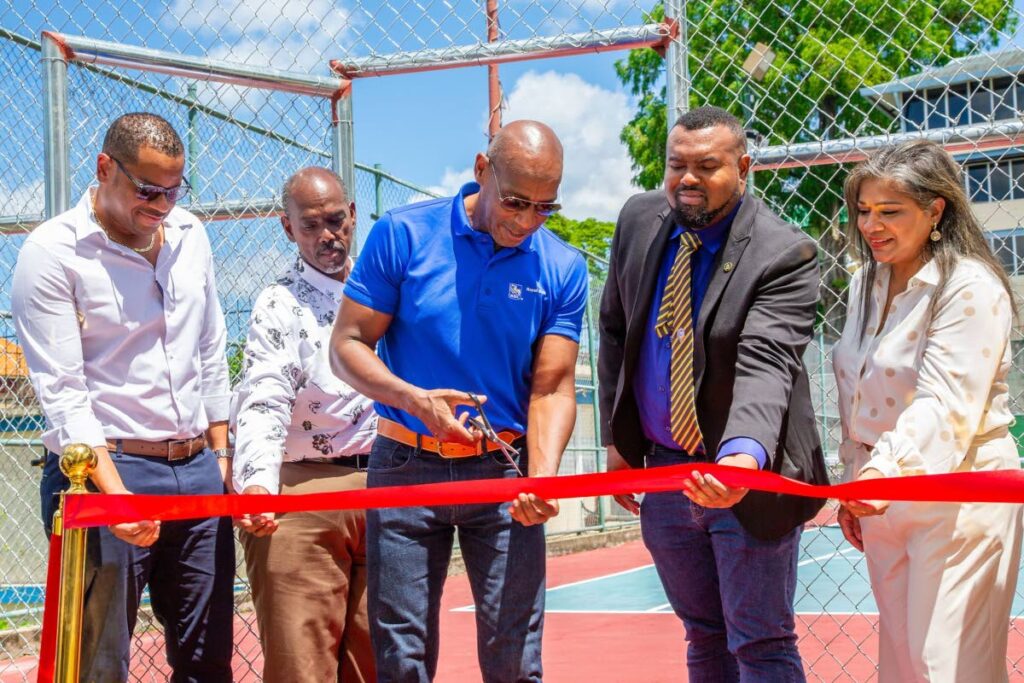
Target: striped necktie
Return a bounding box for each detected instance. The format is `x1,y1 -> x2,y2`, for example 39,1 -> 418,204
655,231 -> 703,453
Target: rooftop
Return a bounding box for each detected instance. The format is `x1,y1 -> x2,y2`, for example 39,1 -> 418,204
860,46 -> 1024,103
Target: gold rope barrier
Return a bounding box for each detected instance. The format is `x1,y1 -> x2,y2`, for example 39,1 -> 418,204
53,444 -> 96,682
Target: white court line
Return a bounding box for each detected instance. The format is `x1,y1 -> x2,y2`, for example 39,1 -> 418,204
797,546 -> 859,567
546,563 -> 656,593
452,564 -> 656,612
646,602 -> 672,612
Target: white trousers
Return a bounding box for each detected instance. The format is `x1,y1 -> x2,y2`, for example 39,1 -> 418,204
860,437 -> 1023,682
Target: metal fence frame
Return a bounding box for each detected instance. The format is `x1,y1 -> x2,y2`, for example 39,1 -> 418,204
2,0 -> 1024,680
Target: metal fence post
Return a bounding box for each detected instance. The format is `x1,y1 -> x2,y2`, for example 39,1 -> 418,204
584,296 -> 605,529
41,32 -> 70,218
663,0 -> 689,127
331,88 -> 355,212
187,83 -> 200,194
374,162 -> 384,219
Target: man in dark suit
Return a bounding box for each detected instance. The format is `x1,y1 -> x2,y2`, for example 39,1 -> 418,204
598,106 -> 830,681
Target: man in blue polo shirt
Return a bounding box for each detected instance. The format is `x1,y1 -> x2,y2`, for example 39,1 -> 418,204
330,120 -> 588,683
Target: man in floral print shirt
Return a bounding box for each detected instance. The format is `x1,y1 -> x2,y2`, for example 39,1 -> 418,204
231,167 -> 377,683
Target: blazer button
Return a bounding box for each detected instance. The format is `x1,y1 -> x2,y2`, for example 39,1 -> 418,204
722,262 -> 734,272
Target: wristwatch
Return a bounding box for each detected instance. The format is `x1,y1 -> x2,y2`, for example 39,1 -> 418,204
213,447 -> 234,460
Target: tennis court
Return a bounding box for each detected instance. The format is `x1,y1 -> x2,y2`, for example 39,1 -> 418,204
5,521 -> 1024,681
437,522 -> 1024,682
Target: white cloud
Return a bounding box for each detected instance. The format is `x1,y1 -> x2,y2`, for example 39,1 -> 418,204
1,180 -> 44,218
425,167 -> 476,197
171,0 -> 351,68
503,70 -> 639,221
431,70 -> 640,222
166,0 -> 355,113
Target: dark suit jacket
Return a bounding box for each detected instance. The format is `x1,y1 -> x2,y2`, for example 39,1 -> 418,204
598,190 -> 830,540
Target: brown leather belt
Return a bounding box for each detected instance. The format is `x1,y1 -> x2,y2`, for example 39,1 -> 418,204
377,418 -> 522,459
106,436 -> 207,461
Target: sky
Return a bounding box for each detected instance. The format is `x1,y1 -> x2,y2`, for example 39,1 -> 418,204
4,0 -> 1024,332
1,0 -> 649,223
6,0 -> 1024,224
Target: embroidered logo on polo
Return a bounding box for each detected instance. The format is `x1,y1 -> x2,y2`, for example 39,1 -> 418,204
508,282 -> 547,301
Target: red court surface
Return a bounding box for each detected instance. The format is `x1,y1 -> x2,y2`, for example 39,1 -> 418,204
7,538 -> 1024,681
436,540 -> 878,682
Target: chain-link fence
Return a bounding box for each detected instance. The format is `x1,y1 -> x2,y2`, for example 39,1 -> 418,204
3,0 -> 1024,680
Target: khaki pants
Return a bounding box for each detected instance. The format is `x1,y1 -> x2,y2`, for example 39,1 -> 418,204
242,461 -> 375,683
860,437 -> 1023,682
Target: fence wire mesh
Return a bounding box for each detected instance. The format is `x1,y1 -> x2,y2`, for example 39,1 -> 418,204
2,0 -> 1024,680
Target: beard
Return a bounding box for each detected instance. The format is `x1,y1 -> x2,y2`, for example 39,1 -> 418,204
315,239 -> 348,274
671,187 -> 741,229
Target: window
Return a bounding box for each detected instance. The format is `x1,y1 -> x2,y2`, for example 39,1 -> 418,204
903,93 -> 925,131
993,76 -> 1016,121
986,230 -> 1024,276
965,158 -> 1024,203
968,164 -> 990,202
926,88 -> 946,129
1016,76 -> 1024,119
992,161 -> 1012,201
970,81 -> 993,124
948,83 -> 969,126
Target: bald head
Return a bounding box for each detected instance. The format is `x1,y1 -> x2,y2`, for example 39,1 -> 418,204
282,167 -> 348,210
280,167 -> 356,280
486,120 -> 563,181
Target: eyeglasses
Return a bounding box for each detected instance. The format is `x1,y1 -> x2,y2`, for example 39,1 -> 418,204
489,163 -> 561,217
109,155 -> 191,203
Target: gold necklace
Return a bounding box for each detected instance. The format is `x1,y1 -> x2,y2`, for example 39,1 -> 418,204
91,195 -> 160,254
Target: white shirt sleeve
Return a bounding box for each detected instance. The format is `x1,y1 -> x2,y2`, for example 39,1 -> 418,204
197,231 -> 231,423
863,273 -> 1012,476
11,239 -> 107,451
232,286 -> 303,493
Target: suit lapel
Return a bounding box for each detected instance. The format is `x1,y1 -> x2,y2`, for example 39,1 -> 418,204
624,209 -> 676,360
694,197 -> 757,391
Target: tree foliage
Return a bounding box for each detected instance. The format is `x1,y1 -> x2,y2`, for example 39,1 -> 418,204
545,213 -> 616,270
615,0 -> 1016,330
617,0 -> 1016,218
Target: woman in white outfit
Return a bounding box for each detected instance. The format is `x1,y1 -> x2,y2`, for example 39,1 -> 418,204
832,139 -> 1023,682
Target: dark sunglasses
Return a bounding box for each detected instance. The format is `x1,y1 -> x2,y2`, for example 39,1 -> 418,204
109,155 -> 191,203
490,163 -> 561,217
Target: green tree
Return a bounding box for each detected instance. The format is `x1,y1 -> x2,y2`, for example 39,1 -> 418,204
616,0 -> 1016,331
545,213 -> 616,272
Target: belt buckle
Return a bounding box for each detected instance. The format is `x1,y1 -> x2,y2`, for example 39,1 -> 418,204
167,438 -> 193,461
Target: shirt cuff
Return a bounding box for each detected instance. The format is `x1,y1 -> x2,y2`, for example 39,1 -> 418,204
233,463 -> 281,495
54,417 -> 108,453
716,437 -> 767,470
203,393 -> 232,423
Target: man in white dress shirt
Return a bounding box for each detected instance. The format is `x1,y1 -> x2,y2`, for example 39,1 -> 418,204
12,112 -> 234,681
232,167 -> 376,682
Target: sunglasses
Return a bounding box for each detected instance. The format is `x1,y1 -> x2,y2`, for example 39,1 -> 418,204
490,163 -> 561,217
109,155 -> 191,203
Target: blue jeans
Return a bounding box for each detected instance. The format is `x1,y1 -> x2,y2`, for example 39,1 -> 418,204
366,436 -> 545,683
41,447 -> 234,683
641,446 -> 805,682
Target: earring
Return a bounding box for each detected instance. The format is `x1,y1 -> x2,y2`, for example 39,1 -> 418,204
929,223 -> 941,242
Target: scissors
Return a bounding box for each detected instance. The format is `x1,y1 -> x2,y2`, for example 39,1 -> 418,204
465,392 -> 524,477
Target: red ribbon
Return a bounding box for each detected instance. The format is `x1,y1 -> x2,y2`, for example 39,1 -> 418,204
61,464 -> 1024,528
38,532 -> 63,682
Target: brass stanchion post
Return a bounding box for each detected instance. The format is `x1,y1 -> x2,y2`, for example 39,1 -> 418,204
54,444 -> 97,682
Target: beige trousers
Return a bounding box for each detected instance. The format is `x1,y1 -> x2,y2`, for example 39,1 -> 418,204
860,437 -> 1023,682
241,461 -> 375,683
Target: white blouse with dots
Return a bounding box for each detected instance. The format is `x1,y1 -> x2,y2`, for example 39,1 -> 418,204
832,257 -> 1015,479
